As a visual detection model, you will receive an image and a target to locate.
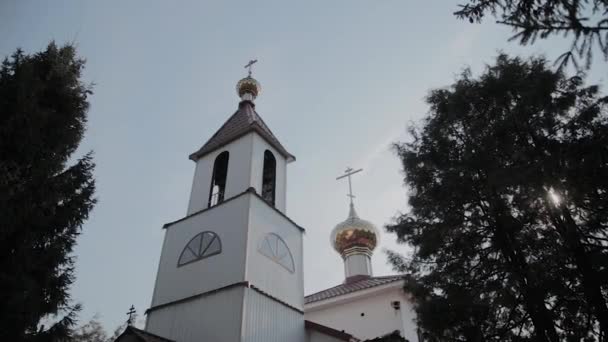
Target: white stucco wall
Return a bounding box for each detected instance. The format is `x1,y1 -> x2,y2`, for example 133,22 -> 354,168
187,133 -> 254,215
151,195 -> 249,306
305,286 -> 417,342
245,194 -> 304,309
242,288 -> 305,342
146,286 -> 244,342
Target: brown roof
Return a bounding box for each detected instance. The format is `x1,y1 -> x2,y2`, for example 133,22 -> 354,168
305,275 -> 404,304
189,100 -> 294,161
114,326 -> 175,342
305,320 -> 359,342
364,331 -> 409,342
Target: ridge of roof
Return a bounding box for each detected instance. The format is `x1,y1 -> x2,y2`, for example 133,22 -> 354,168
304,275 -> 404,304
117,326 -> 175,342
189,100 -> 294,161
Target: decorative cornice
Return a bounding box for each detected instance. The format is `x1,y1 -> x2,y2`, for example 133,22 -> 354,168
162,187 -> 305,232
145,281 -> 249,315
145,281 -> 303,316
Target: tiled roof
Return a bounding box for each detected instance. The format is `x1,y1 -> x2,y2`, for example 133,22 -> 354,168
364,331 -> 408,342
115,326 -> 175,342
305,320 -> 359,342
189,100 -> 294,161
305,275 -> 404,304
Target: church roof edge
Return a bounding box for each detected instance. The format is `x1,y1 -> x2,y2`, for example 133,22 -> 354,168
304,275 -> 404,304
162,187 -> 305,232
114,326 -> 175,342
189,100 -> 295,162
305,320 -> 359,342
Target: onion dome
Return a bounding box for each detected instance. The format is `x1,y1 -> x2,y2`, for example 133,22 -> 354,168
236,76 -> 261,101
330,203 -> 379,257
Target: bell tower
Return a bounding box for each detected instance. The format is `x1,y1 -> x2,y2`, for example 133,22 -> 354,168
145,66 -> 305,342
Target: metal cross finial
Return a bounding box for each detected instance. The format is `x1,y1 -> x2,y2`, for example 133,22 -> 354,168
336,167 -> 363,205
126,305 -> 136,326
244,59 -> 258,77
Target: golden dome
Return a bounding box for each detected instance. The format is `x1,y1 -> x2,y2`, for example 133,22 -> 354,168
330,203 -> 379,256
236,76 -> 261,100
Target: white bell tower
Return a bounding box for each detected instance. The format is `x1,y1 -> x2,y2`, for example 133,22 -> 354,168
145,65 -> 305,342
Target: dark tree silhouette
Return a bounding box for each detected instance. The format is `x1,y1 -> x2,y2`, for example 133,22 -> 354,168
388,54 -> 608,341
454,0 -> 608,69
0,43 -> 96,341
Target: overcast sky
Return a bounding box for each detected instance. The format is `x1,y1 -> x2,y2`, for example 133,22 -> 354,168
2,0 -> 607,332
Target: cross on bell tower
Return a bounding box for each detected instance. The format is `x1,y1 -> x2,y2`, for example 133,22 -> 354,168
244,59 -> 257,77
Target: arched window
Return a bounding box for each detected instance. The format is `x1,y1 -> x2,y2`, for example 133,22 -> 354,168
178,231 -> 221,267
258,233 -> 295,273
262,150 -> 276,206
208,151 -> 229,207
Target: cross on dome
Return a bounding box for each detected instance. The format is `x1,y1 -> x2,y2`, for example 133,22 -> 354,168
336,167 -> 363,205
236,59 -> 261,101
126,305 -> 136,326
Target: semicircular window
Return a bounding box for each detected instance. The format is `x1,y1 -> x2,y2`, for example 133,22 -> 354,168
258,233 -> 295,273
178,231 -> 221,267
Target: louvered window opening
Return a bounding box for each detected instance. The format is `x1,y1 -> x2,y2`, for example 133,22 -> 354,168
178,231 -> 222,267
258,233 -> 294,273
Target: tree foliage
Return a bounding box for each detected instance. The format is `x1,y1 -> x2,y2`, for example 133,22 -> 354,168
0,43 -> 96,341
454,0 -> 608,70
388,54 -> 608,341
72,316 -> 109,342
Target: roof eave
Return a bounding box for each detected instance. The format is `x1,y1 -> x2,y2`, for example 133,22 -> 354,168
188,126 -> 295,162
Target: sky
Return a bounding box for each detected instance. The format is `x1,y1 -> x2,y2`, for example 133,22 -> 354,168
1,0 -> 607,333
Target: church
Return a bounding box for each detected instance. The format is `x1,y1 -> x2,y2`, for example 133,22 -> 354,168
114,68 -> 419,342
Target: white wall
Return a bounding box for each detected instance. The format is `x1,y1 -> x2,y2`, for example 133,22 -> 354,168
151,195 -> 249,306
246,194 -> 304,309
249,134 -> 288,213
242,287 -> 306,342
305,286 -> 417,342
187,133 -> 254,215
146,286 -> 244,342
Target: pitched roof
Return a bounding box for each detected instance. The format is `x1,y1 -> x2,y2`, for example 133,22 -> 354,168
114,326 -> 175,342
189,100 -> 294,161
305,320 -> 359,342
364,331 -> 409,342
304,275 -> 404,304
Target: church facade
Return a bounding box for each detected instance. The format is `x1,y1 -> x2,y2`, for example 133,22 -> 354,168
115,71 -> 418,342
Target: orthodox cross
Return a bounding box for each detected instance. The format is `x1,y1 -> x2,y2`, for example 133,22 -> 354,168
336,167 -> 363,204
126,305 -> 136,326
244,59 -> 258,77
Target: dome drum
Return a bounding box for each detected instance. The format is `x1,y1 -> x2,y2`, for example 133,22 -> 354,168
341,246 -> 373,260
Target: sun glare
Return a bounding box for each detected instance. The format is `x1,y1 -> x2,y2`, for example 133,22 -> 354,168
548,188 -> 561,205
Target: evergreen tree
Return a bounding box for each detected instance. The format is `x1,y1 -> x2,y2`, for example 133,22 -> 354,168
0,43 -> 96,341
454,0 -> 608,69
388,54 -> 608,341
